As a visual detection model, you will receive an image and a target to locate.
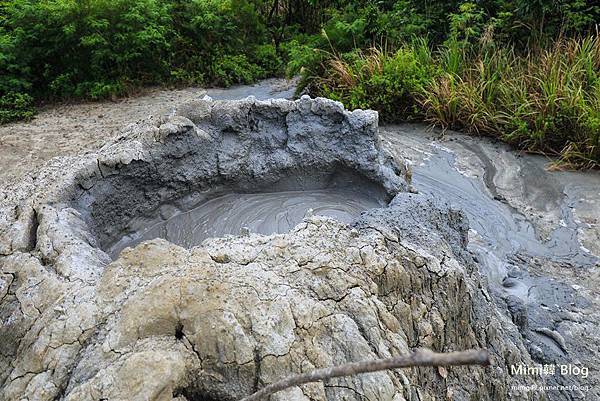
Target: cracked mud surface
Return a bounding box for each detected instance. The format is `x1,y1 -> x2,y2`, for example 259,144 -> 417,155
0,215 -> 538,401
0,81 -> 599,400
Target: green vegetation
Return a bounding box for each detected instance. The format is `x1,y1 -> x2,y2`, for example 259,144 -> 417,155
317,37 -> 600,168
0,91 -> 33,123
1,0 -> 599,166
0,0 -> 282,99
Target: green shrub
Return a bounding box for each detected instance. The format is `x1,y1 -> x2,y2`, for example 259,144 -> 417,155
318,44 -> 435,122
1,0 -> 173,100
282,35 -> 325,76
251,44 -> 283,77
211,54 -> 264,87
0,0 -> 288,117
168,0 -> 268,84
0,91 -> 34,124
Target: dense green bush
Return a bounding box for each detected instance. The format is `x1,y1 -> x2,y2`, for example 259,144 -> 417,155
0,91 -> 34,123
0,0 -> 288,114
168,0 -> 268,80
1,0 -> 173,99
211,54 -> 263,86
320,43 -> 435,121
252,44 -> 283,77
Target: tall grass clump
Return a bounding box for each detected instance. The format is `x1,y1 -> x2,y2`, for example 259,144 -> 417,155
316,35 -> 600,168
422,36 -> 600,168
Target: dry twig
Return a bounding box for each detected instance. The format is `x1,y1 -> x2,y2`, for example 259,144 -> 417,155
241,348 -> 489,401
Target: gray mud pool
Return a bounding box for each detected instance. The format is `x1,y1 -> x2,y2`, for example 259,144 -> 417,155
107,187 -> 385,258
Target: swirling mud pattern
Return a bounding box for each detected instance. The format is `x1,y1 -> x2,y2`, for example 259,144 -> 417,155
107,187 -> 384,257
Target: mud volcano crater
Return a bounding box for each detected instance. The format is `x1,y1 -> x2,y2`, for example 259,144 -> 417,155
62,96 -> 404,260
0,96 -> 542,401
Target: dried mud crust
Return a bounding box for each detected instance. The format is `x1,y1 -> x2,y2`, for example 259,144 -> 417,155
1,97 -> 547,400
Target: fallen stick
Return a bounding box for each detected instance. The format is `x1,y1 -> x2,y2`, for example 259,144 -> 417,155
241,348 -> 490,401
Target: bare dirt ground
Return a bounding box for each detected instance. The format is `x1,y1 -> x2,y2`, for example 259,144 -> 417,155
0,87 -> 206,184
0,78 -> 296,185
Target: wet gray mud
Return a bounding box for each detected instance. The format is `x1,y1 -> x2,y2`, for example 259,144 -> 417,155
385,129 -> 597,269
381,124 -> 599,267
382,124 -> 600,398
106,172 -> 387,258
206,77 -> 297,101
